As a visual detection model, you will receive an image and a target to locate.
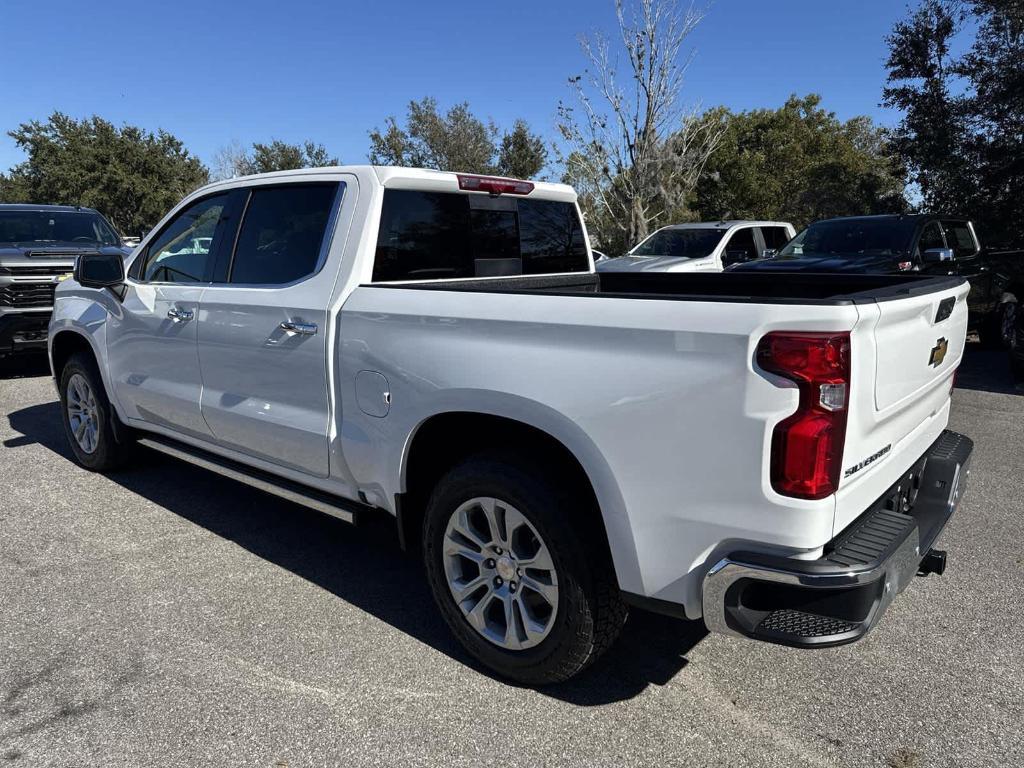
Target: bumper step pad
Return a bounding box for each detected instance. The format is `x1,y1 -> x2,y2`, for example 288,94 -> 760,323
758,609 -> 860,639
702,429 -> 974,648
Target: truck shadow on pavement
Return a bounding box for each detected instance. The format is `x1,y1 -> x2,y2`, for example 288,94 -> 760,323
954,342 -> 1022,395
0,355 -> 50,380
5,401 -> 706,705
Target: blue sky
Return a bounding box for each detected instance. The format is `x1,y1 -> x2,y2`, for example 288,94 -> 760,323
0,0 -> 912,175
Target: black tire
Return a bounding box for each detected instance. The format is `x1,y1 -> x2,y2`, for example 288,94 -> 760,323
978,305 -> 1007,349
422,455 -> 627,685
1010,303 -> 1024,383
58,352 -> 133,471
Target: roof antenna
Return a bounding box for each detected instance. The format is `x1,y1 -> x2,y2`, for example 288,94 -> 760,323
719,211 -> 732,224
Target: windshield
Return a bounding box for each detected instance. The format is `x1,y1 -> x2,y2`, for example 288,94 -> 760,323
779,219 -> 915,259
0,210 -> 121,247
630,228 -> 725,258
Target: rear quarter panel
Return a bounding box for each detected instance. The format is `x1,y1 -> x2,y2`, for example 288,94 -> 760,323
337,285 -> 864,616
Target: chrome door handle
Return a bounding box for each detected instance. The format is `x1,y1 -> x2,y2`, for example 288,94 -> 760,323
280,320 -> 317,336
167,306 -> 194,322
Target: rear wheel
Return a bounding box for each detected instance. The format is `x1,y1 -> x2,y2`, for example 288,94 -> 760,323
422,456 -> 626,685
58,353 -> 132,471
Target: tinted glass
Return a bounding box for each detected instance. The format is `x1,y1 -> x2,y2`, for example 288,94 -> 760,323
760,226 -> 790,250
942,221 -> 977,258
230,184 -> 338,285
372,190 -> 588,282
780,219 -> 916,258
0,210 -> 120,247
723,227 -> 758,260
918,222 -> 945,255
630,228 -> 724,258
518,198 -> 588,273
141,195 -> 226,283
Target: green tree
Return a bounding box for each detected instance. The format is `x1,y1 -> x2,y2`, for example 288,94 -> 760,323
691,95 -> 908,229
883,0 -> 1024,243
497,120 -> 548,179
214,139 -> 338,179
0,112 -> 208,235
368,97 -> 546,177
882,1 -> 967,217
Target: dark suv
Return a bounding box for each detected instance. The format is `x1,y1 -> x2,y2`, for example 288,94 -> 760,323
0,204 -> 130,360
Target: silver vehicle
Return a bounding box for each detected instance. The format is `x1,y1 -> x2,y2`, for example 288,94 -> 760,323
597,220 -> 795,273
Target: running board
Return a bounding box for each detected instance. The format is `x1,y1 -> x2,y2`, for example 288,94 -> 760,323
136,436 -> 366,525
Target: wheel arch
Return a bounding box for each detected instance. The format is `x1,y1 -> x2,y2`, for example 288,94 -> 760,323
50,328 -> 100,382
396,404 -> 643,595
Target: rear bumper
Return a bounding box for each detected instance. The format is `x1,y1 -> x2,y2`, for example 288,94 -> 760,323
702,430 -> 973,647
0,311 -> 51,354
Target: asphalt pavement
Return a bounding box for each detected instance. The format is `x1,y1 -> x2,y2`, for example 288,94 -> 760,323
1,345 -> 1021,767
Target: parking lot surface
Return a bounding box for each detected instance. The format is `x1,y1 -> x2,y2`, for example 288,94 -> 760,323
1,346 -> 1021,768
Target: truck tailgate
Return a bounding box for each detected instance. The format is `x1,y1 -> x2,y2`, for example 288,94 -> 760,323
835,280 -> 969,534
873,289 -> 967,410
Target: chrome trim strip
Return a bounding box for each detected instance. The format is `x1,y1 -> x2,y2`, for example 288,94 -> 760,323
137,437 -> 356,524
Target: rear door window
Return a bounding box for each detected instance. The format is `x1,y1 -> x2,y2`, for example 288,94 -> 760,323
759,226 -> 790,251
228,183 -> 339,285
372,190 -> 588,282
941,221 -> 978,259
722,227 -> 758,265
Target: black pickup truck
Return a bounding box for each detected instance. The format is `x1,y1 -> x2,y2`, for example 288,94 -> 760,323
733,214 -> 1024,380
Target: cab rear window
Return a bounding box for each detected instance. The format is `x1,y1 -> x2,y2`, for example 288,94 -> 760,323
372,190 -> 588,282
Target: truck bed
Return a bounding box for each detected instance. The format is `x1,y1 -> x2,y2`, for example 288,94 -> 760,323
369,271 -> 966,305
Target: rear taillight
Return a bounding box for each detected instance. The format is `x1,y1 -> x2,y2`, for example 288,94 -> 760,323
756,332 -> 851,500
457,174 -> 534,195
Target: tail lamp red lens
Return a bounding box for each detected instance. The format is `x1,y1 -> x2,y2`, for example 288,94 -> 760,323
756,332 -> 851,500
457,174 -> 534,195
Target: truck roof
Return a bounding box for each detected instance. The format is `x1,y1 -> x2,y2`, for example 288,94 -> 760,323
814,214 -> 968,225
661,220 -> 792,230
196,165 -> 578,202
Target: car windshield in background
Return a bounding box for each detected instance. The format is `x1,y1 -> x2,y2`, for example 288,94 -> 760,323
779,220 -> 915,258
0,210 -> 121,247
630,228 -> 725,258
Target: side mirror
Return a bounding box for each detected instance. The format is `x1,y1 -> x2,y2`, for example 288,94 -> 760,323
75,252 -> 125,289
922,247 -> 955,264
592,249 -> 608,262
761,248 -> 777,259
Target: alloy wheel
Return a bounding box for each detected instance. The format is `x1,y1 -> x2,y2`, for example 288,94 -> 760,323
442,496 -> 559,650
66,373 -> 100,454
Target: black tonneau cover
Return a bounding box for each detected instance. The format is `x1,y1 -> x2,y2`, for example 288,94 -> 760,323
366,271 -> 966,306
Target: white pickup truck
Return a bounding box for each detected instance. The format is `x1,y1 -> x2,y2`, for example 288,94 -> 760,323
49,167 -> 973,684
597,220 -> 795,273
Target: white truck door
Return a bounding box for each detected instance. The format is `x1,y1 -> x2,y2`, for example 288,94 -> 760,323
195,181 -> 344,479
106,193 -> 232,438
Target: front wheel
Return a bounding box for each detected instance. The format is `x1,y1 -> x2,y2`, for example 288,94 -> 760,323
422,456 -> 626,685
59,353 -> 132,471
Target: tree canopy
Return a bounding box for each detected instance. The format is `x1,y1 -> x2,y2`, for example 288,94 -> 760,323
369,97 -> 547,178
883,0 -> 1024,244
214,139 -> 338,179
0,113 -> 208,235
691,95 -> 909,229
